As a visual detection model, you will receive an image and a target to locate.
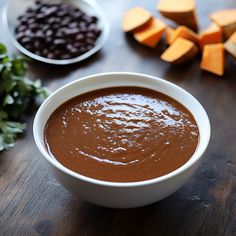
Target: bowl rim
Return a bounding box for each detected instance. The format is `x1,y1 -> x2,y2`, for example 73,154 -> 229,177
2,0 -> 110,65
33,72 -> 211,187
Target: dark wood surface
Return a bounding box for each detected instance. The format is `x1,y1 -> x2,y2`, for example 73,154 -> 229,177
1,0 -> 236,235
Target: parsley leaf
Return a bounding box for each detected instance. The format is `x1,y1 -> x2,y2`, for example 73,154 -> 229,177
0,43 -> 49,151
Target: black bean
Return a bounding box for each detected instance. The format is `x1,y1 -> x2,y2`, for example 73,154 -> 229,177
72,11 -> 83,20
54,38 -> 66,46
34,40 -> 44,50
55,31 -> 64,38
48,17 -> 60,25
24,29 -> 33,36
42,24 -> 50,32
46,37 -> 53,44
47,52 -> 55,59
68,22 -> 77,28
64,28 -> 79,37
82,15 -> 92,23
29,23 -> 39,32
86,32 -> 96,40
51,23 -> 60,30
88,24 -> 97,31
26,7 -> 34,13
93,28 -> 101,37
61,17 -> 72,26
86,38 -> 95,45
56,10 -> 67,17
69,46 -> 78,55
40,6 -> 47,13
36,13 -> 45,22
54,49 -> 62,56
80,26 -> 87,33
35,50 -> 42,56
25,12 -> 35,19
16,25 -> 27,33
42,48 -> 48,56
24,43 -> 34,51
21,37 -> 31,44
74,42 -> 82,48
44,6 -> 58,17
86,45 -> 94,51
46,29 -> 53,37
75,34 -> 85,42
20,17 -> 28,24
79,46 -> 87,53
66,44 -> 73,50
35,30 -> 44,40
15,0 -> 101,60
91,16 -> 98,23
79,22 -> 86,28
28,18 -> 36,25
16,32 -> 25,41
60,54 -> 71,59
67,44 -> 78,55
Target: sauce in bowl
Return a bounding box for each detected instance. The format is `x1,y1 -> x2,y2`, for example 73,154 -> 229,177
44,87 -> 199,182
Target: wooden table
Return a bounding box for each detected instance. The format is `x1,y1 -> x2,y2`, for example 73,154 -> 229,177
1,0 -> 236,235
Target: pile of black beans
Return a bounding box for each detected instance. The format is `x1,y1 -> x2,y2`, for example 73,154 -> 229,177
15,0 -> 101,60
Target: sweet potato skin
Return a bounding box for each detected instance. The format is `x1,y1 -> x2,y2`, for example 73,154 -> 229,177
157,0 -> 198,31
161,37 -> 198,64
224,31 -> 236,58
210,9 -> 236,38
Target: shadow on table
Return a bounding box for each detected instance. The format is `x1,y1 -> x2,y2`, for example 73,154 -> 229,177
124,36 -> 236,86
123,33 -> 166,59
27,50 -> 103,82
67,192 -> 214,236
63,164 -> 223,236
162,52 -> 236,84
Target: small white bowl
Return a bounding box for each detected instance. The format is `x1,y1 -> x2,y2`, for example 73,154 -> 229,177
33,72 -> 211,208
2,0 -> 109,65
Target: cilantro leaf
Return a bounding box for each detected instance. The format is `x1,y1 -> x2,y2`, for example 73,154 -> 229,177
0,43 -> 49,151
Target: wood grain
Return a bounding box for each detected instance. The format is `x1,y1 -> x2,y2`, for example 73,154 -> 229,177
1,0 -> 236,235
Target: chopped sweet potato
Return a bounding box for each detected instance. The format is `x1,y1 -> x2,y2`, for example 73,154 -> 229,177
134,18 -> 166,47
224,31 -> 236,58
199,23 -> 222,50
157,0 -> 198,31
210,9 -> 236,38
161,37 -> 198,64
168,25 -> 199,45
165,26 -> 175,45
200,44 -> 224,76
123,7 -> 152,32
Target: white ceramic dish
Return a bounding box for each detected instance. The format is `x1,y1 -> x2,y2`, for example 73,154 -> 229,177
33,72 -> 211,208
2,0 -> 109,65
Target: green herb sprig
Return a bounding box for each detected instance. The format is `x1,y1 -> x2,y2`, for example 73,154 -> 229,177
0,43 -> 49,151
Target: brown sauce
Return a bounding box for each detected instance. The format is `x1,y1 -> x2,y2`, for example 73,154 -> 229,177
44,87 -> 199,182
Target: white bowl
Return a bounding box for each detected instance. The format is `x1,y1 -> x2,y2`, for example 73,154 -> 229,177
33,72 -> 211,208
2,0 -> 109,65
